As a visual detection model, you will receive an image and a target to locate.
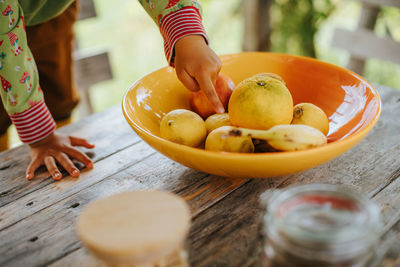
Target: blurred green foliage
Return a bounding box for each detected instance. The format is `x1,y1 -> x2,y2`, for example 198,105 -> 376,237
271,0 -> 336,57
270,0 -> 400,89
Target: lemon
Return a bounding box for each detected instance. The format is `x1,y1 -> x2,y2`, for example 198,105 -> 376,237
291,103 -> 329,135
205,113 -> 232,134
160,109 -> 206,147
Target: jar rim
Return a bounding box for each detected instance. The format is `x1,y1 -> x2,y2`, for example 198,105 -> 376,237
264,184 -> 382,259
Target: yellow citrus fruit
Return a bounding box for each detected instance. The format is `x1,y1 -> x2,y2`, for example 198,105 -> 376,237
228,74 -> 293,130
160,109 -> 206,147
205,126 -> 254,153
205,113 -> 231,134
291,103 -> 330,135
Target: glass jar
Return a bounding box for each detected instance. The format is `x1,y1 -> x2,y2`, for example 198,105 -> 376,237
262,184 -> 382,267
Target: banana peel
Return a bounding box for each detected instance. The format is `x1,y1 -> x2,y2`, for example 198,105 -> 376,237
206,125 -> 327,152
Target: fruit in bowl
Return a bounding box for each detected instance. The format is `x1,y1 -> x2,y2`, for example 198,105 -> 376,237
161,72 -> 328,154
291,103 -> 330,135
122,52 -> 381,178
205,113 -> 232,134
205,126 -> 255,153
205,125 -> 327,152
228,74 -> 293,130
160,109 -> 206,147
189,73 -> 235,119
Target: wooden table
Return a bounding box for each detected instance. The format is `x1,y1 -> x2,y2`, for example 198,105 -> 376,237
1,84 -> 399,267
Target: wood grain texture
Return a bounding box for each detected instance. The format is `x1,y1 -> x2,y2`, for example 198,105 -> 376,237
186,84 -> 400,266
188,179 -> 283,267
332,28 -> 400,65
74,52 -> 113,115
78,0 -> 96,20
242,0 -> 272,51
356,0 -> 400,8
74,52 -> 113,90
0,106 -> 136,208
380,221 -> 400,267
53,85 -> 400,266
0,151 -> 250,266
0,141 -> 155,231
49,248 -> 99,267
346,3 -> 380,74
1,85 -> 399,266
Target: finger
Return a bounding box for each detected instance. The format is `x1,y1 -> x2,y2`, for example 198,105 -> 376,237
44,156 -> 62,180
196,74 -> 225,113
69,136 -> 95,148
63,146 -> 94,169
176,70 -> 200,92
26,158 -> 42,180
54,152 -> 80,178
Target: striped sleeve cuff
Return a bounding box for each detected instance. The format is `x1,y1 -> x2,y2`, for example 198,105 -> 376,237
9,100 -> 56,144
160,6 -> 209,66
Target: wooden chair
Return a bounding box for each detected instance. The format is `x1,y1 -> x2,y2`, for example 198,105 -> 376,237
242,0 -> 273,52
331,0 -> 400,74
74,0 -> 113,117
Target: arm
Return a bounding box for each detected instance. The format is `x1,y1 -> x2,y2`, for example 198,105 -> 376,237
139,0 -> 224,113
0,1 -> 93,180
0,3 -> 55,143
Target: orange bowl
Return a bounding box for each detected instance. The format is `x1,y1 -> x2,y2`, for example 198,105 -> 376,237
122,52 -> 381,178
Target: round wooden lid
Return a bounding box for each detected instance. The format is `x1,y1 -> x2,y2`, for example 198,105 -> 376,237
76,191 -> 190,263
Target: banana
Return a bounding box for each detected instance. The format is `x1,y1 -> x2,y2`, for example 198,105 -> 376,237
207,125 -> 327,152
240,124 -> 327,151
205,126 -> 255,153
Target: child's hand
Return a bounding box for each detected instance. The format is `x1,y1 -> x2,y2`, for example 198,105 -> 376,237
174,35 -> 224,113
26,133 -> 95,180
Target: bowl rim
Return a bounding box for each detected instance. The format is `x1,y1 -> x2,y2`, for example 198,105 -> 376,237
122,52 -> 382,160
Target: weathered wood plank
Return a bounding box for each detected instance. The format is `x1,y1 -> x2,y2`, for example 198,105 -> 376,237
380,222 -> 400,266
49,248 -> 98,267
0,151 -> 249,266
75,0 -> 112,117
3,85 -> 400,266
181,177 -> 250,217
0,141 -> 155,231
187,146 -> 400,267
369,153 -> 400,262
357,3 -> 380,29
74,52 -> 113,115
52,81 -> 400,265
78,0 -> 96,20
188,172 -> 400,267
242,0 -> 273,51
372,179 -> 400,265
355,0 -> 400,8
0,106 -> 137,208
332,28 -> 400,65
54,182 -> 272,267
346,3 -> 380,74
188,179 -> 281,267
186,85 -> 400,266
74,52 -> 113,89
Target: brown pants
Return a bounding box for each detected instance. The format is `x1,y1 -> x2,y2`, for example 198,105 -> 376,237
0,1 -> 80,135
